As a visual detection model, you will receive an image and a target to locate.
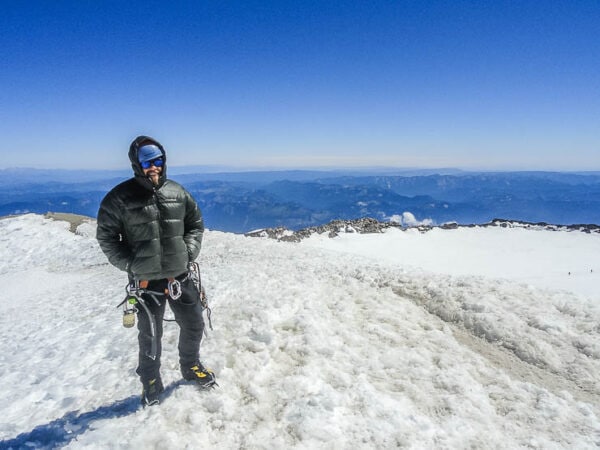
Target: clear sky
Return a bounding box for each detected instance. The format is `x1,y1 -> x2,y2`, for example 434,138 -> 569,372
2,0 -> 599,171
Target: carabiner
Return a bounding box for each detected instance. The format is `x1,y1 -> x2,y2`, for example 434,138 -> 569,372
168,279 -> 182,300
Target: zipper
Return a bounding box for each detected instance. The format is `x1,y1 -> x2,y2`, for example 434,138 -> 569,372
153,187 -> 164,270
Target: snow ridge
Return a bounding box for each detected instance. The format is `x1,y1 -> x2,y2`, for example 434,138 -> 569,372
246,217 -> 600,242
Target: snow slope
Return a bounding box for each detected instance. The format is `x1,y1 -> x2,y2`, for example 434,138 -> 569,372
0,214 -> 599,449
301,225 -> 600,299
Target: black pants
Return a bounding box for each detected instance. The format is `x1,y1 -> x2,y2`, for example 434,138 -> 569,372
135,276 -> 205,382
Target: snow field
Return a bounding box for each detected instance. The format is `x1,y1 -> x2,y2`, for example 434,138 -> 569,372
0,214 -> 599,449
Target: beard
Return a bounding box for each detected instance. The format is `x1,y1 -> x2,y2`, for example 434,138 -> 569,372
146,169 -> 162,185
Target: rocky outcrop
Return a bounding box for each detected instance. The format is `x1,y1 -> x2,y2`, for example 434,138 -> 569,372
488,219 -> 600,234
245,217 -> 600,242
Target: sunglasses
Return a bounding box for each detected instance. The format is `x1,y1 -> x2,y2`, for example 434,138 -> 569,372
140,158 -> 164,169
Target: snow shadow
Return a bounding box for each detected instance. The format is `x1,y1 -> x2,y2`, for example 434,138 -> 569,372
0,395 -> 141,449
0,395 -> 140,449
0,380 -> 185,450
0,381 -> 185,449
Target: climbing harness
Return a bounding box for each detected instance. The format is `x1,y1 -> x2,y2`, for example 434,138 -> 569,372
116,262 -> 214,357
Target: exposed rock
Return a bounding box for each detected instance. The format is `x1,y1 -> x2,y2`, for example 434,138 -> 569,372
245,217 -> 600,242
44,212 -> 94,234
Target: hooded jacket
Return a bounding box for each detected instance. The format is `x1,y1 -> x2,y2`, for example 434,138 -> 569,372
96,136 -> 204,280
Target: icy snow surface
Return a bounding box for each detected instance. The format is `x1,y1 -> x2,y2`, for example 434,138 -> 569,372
0,214 -> 599,449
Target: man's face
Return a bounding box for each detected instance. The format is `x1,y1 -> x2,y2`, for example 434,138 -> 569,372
142,159 -> 163,186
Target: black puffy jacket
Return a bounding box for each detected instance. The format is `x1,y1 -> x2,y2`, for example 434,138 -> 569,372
96,136 -> 204,280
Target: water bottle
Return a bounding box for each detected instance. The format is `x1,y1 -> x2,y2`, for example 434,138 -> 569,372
123,309 -> 136,328
122,296 -> 138,328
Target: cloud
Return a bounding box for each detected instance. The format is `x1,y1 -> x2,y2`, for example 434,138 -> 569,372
388,212 -> 433,227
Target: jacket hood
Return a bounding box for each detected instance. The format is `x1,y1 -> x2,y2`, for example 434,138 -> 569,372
128,136 -> 167,189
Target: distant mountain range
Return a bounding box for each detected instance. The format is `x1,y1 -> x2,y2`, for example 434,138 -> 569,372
1,168 -> 599,232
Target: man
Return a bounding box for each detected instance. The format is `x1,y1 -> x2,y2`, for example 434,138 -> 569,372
97,135 -> 215,406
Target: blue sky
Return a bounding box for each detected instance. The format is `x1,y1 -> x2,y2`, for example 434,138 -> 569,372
2,0 -> 599,171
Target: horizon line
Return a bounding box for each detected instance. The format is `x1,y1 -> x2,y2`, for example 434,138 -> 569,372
3,165 -> 600,175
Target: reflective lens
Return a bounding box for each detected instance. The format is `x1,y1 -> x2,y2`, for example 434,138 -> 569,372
140,158 -> 164,169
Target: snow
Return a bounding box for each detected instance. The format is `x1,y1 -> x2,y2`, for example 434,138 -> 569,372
0,214 -> 599,449
302,226 -> 600,300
